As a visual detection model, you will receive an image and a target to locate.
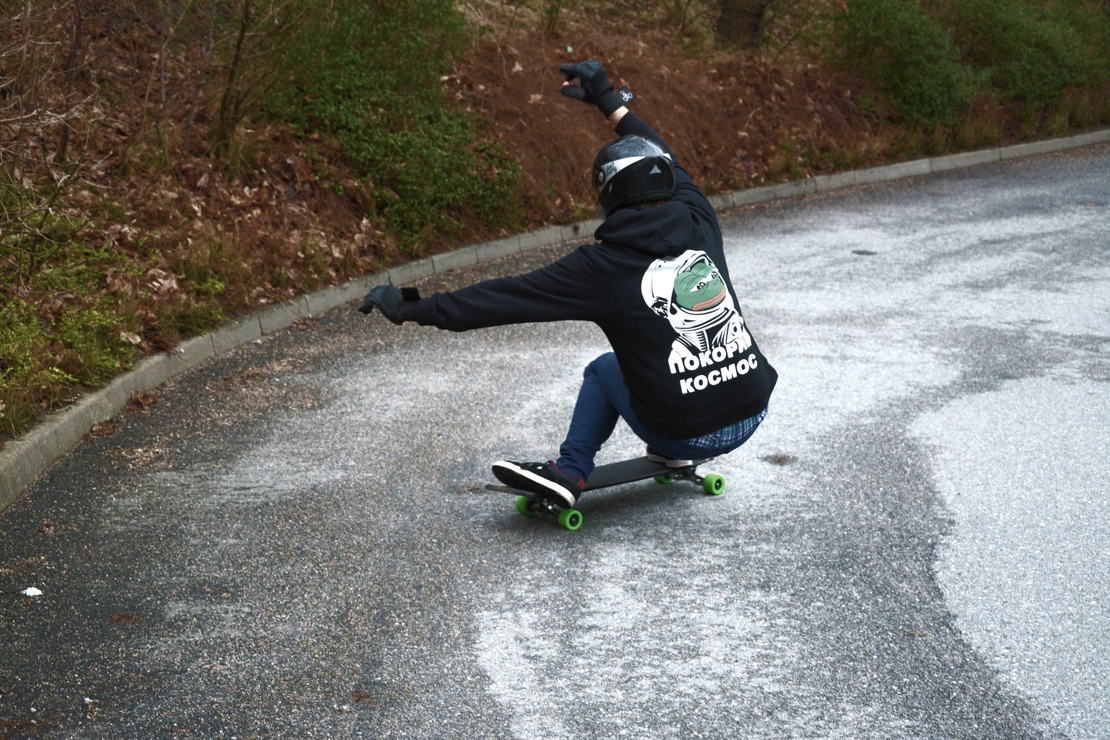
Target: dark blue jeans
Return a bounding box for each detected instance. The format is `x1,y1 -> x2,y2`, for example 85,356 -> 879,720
555,352 -> 767,482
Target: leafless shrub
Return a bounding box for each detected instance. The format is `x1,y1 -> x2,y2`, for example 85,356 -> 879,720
207,0 -> 304,160
0,1 -> 115,233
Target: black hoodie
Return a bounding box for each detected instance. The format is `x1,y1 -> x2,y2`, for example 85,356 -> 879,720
411,113 -> 776,439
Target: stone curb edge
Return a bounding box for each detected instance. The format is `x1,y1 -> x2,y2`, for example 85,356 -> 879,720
3,127 -> 1108,513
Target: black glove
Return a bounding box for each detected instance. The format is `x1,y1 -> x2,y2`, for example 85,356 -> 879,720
358,284 -> 419,324
559,60 -> 633,118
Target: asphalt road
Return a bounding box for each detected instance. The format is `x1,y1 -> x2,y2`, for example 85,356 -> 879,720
2,145 -> 1108,739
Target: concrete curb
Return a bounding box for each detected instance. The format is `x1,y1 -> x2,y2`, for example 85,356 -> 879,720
3,127 -> 1108,513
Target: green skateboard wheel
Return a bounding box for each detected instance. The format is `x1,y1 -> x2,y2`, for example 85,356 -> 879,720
702,474 -> 726,496
557,508 -> 583,531
516,495 -> 537,516
653,474 -> 673,484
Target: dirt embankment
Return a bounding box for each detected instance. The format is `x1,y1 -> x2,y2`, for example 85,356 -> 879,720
60,26 -> 893,294
451,28 -> 893,227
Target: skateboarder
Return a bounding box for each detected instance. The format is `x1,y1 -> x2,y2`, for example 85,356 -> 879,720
359,60 -> 777,508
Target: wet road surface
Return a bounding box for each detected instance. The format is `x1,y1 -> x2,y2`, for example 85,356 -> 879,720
1,145 -> 1108,738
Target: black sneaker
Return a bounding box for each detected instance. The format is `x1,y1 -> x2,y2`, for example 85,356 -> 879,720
646,446 -> 694,468
492,460 -> 585,508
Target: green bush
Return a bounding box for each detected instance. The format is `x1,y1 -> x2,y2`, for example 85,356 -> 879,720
947,0 -> 1090,106
834,0 -> 973,124
1051,0 -> 1110,85
269,0 -> 521,251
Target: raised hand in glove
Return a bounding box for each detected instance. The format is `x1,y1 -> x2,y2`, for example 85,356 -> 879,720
358,284 -> 420,325
558,60 -> 633,118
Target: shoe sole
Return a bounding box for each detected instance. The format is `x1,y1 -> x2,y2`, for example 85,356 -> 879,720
492,461 -> 577,508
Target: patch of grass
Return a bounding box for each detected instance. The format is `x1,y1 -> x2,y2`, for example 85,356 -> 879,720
166,226 -> 251,310
0,202 -> 147,436
0,300 -> 69,434
92,198 -> 127,222
954,91 -> 1008,149
54,305 -> 137,382
1055,85 -> 1110,130
268,0 -> 522,254
152,298 -> 224,343
822,146 -> 867,171
0,172 -> 250,438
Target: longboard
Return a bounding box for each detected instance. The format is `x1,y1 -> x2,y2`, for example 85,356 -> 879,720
486,456 -> 725,531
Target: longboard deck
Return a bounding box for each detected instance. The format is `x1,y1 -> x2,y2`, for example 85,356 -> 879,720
485,457 -> 709,498
486,456 -> 722,530
584,456 -> 709,491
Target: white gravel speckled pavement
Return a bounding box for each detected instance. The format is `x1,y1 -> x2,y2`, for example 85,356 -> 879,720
0,139 -> 1107,739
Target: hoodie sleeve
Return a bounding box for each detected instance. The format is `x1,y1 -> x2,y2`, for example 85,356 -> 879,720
614,112 -> 715,225
614,112 -> 678,164
411,247 -> 604,331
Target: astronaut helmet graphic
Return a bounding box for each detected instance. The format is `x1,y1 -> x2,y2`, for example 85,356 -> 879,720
641,250 -> 748,357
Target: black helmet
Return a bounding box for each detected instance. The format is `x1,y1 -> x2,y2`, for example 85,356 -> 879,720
592,135 -> 675,218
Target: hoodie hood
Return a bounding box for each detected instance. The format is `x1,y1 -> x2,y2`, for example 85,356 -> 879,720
593,200 -> 695,258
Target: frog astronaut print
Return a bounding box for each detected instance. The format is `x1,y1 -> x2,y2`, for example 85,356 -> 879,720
641,250 -> 757,395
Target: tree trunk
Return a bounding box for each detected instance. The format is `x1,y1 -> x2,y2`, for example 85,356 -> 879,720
56,4 -> 85,162
716,0 -> 775,50
213,0 -> 253,159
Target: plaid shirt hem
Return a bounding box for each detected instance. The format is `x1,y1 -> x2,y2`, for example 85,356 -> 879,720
685,406 -> 769,452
